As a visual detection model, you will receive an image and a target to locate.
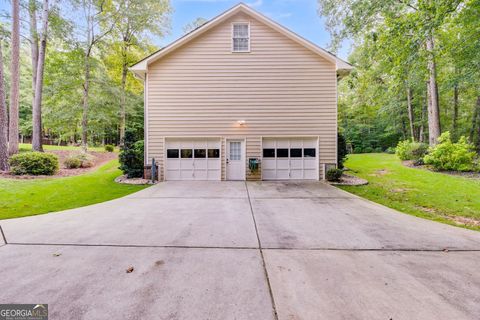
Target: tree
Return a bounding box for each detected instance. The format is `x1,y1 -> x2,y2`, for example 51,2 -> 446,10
110,0 -> 170,143
183,17 -> 207,34
8,0 -> 21,155
0,39 -> 8,171
29,0 -> 39,112
317,0 -> 463,145
31,0 -> 50,152
75,0 -> 119,151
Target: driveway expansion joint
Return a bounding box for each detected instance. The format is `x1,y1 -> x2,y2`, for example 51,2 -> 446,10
245,182 -> 279,320
0,225 -> 7,244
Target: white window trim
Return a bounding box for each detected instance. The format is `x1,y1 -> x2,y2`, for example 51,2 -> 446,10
231,22 -> 250,53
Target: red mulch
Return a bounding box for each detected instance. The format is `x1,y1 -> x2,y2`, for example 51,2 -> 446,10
0,150 -> 117,179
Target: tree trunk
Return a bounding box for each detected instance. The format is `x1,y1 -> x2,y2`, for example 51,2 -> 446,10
470,96 -> 480,145
81,51 -> 90,152
452,83 -> 459,139
477,97 -> 480,152
406,86 -> 415,141
425,35 -> 441,145
0,41 -> 8,171
29,0 -> 39,108
119,42 -> 128,144
32,0 -> 49,152
8,0 -> 20,155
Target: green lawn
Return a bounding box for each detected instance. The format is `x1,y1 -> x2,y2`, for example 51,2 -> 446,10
0,160 -> 148,220
19,143 -> 113,152
339,153 -> 480,230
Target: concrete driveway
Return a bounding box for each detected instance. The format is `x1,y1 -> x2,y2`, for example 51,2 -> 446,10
1,181 -> 480,319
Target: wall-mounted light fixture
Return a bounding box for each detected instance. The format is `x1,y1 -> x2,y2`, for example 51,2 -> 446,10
237,120 -> 246,126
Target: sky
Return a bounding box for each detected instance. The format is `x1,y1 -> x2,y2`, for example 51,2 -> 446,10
0,0 -> 351,60
165,0 -> 351,59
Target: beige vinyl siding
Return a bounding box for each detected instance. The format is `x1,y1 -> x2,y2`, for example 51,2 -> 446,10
246,136 -> 261,180
146,12 -> 337,178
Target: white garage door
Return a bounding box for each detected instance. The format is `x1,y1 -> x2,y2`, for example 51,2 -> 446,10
262,138 -> 318,180
165,139 -> 221,180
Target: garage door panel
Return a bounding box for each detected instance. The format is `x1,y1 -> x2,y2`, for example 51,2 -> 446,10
262,169 -> 276,180
290,169 -> 304,179
276,169 -> 290,180
290,159 -> 303,169
304,159 -> 317,169
277,159 -> 290,169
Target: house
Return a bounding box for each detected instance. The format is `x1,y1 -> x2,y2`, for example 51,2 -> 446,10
130,3 -> 352,181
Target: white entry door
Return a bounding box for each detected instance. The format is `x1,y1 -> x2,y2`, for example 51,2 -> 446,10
226,139 -> 245,180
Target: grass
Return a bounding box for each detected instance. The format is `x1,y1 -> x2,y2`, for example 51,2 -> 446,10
0,160 -> 148,220
339,153 -> 480,230
19,143 -> 113,152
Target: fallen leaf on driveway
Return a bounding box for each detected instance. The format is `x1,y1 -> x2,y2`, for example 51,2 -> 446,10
52,253 -> 61,257
126,266 -> 134,273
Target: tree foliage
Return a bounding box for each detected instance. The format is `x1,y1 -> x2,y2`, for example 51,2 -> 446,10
320,0 -> 480,151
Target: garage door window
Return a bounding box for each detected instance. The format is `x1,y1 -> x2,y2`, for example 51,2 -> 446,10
263,149 -> 275,157
181,149 -> 193,158
303,148 -> 316,157
208,149 -> 220,158
290,148 -> 302,158
194,149 -> 206,158
277,148 -> 289,157
167,149 -> 179,158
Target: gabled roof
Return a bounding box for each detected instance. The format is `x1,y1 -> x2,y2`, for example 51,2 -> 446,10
130,3 -> 353,79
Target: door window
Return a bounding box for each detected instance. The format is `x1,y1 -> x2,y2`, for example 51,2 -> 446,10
229,142 -> 241,160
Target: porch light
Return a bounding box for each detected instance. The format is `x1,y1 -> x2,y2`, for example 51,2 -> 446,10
237,120 -> 246,126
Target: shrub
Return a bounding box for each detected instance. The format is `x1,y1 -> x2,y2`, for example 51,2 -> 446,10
9,152 -> 59,175
64,153 -> 95,169
364,147 -> 373,153
119,129 -> 144,178
104,144 -> 115,152
374,147 -> 383,153
353,147 -> 363,154
64,156 -> 82,169
395,140 -> 428,161
385,147 -> 396,154
337,133 -> 348,169
326,168 -> 343,182
423,132 -> 477,172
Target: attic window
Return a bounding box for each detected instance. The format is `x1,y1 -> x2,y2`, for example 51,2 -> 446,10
232,23 -> 250,52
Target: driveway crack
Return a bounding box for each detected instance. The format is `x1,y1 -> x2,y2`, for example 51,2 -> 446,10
245,182 -> 279,320
0,225 -> 7,245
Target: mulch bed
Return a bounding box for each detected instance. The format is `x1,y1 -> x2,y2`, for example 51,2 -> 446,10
328,173 -> 368,186
0,150 -> 117,179
115,175 -> 157,185
403,160 -> 480,179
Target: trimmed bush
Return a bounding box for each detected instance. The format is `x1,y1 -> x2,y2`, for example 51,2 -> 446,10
385,147 -> 396,154
395,140 -> 428,161
64,156 -> 82,169
424,132 -> 477,172
326,168 -> 343,182
64,153 -> 95,169
364,147 -> 373,153
9,152 -> 59,175
119,129 -> 144,178
353,147 -> 363,154
104,144 -> 115,152
338,133 -> 348,169
374,147 -> 383,153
